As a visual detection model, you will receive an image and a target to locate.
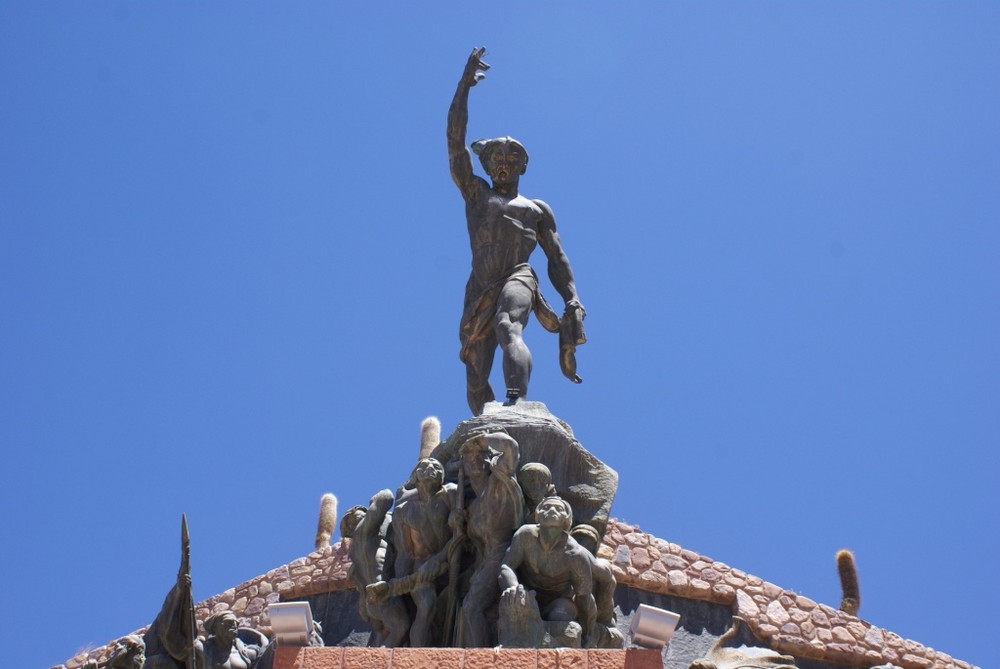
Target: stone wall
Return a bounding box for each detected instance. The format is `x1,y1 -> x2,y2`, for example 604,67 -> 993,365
59,519 -> 977,669
598,521 -> 973,669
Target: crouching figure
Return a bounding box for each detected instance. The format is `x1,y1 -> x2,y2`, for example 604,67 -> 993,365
497,495 -> 597,648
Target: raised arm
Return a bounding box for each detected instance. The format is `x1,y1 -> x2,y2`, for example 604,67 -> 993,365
361,489 -> 395,537
491,432 -> 520,477
536,200 -> 584,312
448,47 -> 489,199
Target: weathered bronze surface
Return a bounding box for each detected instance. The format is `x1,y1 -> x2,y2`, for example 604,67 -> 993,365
82,635 -> 145,669
498,495 -> 597,647
430,401 -> 618,538
341,491 -> 410,647
201,612 -> 267,669
368,459 -> 460,646
448,47 -> 587,416
144,516 -> 199,669
142,517 -> 270,669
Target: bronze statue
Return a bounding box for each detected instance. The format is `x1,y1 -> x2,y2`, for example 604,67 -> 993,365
517,462 -> 556,525
81,635 -> 146,669
110,636 -> 146,669
448,47 -> 587,415
367,459 -> 459,646
340,491 -> 410,646
200,612 -> 267,669
453,432 -> 524,646
498,496 -> 597,648
569,524 -> 623,648
144,517 -> 199,669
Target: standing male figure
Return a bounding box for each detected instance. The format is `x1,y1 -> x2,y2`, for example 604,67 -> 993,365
448,47 -> 587,415
368,458 -> 459,646
455,431 -> 525,646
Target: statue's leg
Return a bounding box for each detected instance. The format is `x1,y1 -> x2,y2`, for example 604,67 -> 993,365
465,334 -> 497,415
368,599 -> 409,647
461,564 -> 499,647
495,281 -> 534,398
408,583 -> 436,646
381,598 -> 411,647
541,595 -> 578,622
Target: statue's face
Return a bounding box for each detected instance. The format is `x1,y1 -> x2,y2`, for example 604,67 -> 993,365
344,509 -> 365,537
461,446 -> 491,478
216,613 -> 240,645
486,144 -> 526,186
414,458 -> 444,487
518,467 -> 551,501
537,497 -> 571,530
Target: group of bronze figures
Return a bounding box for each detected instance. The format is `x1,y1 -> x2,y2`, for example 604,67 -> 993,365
323,47 -> 615,649
342,430 -> 623,649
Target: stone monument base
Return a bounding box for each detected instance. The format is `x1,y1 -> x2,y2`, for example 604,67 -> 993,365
271,647 -> 663,669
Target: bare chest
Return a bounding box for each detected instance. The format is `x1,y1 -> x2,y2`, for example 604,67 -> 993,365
469,195 -> 543,248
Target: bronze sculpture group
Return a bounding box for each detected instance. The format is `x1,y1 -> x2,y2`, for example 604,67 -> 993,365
354,430 -> 622,649
334,49 -> 609,647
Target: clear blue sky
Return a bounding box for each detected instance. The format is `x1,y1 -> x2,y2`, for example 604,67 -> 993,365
2,4 -> 996,668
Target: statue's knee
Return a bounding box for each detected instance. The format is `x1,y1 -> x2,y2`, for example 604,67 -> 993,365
415,588 -> 435,610
543,597 -> 578,622
493,313 -> 521,343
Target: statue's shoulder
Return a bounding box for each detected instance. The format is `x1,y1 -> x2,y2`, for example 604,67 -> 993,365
530,198 -> 554,215
565,535 -> 593,560
464,175 -> 491,202
530,199 -> 557,229
512,523 -> 540,541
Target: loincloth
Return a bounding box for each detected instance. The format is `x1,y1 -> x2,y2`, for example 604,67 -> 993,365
459,263 -> 558,363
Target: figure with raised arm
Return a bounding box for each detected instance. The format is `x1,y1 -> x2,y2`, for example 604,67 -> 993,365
448,47 -> 587,416
453,431 -> 524,646
341,490 -> 411,647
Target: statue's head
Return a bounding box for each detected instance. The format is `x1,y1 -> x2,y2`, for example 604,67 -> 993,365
413,458 -> 445,488
108,635 -> 145,669
570,523 -> 601,555
472,136 -> 528,186
460,431 -> 516,477
517,462 -> 553,502
536,495 -> 573,532
340,505 -> 367,538
204,611 -> 240,645
459,433 -> 492,477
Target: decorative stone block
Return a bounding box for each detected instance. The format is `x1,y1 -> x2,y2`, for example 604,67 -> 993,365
340,647 -> 390,669
555,648 -> 587,669
586,650 -> 624,669
390,649 -> 464,669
